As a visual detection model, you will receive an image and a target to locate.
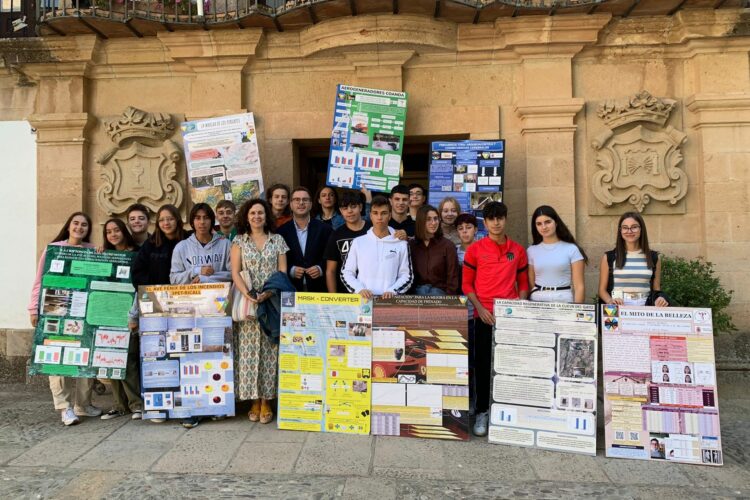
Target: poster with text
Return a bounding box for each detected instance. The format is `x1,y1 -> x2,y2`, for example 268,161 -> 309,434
429,140 -> 505,236
371,295 -> 470,440
326,84 -> 408,193
278,292 -> 373,434
181,113 -> 264,206
602,305 -> 722,466
489,300 -> 598,455
29,246 -> 135,380
138,283 -> 234,420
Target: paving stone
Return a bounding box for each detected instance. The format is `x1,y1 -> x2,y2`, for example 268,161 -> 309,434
70,438 -> 170,471
9,430 -> 114,467
226,441 -> 303,474
0,466 -> 79,499
54,470 -> 126,499
526,449 -> 610,483
245,422 -> 309,443
295,433 -> 373,476
438,439 -> 539,481
108,419 -> 187,443
373,436 -> 447,470
599,458 -> 692,485
151,430 -> 245,474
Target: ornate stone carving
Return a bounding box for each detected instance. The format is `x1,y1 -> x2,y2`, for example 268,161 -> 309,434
96,106 -> 184,216
591,91 -> 687,212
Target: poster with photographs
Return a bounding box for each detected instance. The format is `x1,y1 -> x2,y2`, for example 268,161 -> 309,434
137,283 -> 234,420
326,85 -> 408,193
181,113 -> 264,206
371,296 -> 470,441
428,140 -> 505,236
29,245 -> 135,380
601,305 -> 723,466
489,300 -> 598,455
278,292 -> 373,434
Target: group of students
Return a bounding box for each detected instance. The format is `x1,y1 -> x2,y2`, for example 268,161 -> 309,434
29,181 -> 670,435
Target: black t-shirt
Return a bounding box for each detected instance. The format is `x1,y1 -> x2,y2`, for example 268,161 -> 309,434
388,215 -> 415,237
324,221 -> 372,293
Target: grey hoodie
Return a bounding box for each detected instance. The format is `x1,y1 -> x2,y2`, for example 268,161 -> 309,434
170,233 -> 232,284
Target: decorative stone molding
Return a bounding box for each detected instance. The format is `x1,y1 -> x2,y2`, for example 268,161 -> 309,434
591,91 -> 688,213
96,106 -> 183,216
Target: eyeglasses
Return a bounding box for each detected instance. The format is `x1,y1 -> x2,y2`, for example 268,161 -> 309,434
621,225 -> 641,233
158,217 -> 176,223
291,198 -> 311,204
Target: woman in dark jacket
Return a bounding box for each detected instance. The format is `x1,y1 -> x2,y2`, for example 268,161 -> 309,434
132,204 -> 186,289
409,205 -> 459,296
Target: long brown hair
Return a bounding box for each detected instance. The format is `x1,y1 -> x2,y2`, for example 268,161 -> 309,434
415,205 -> 443,243
615,211 -> 653,269
152,204 -> 186,247
530,205 -> 588,264
51,212 -> 92,244
103,218 -> 136,251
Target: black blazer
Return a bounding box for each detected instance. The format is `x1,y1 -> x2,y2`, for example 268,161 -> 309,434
277,218 -> 333,292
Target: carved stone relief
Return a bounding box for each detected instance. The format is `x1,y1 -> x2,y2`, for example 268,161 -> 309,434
96,106 -> 184,216
591,91 -> 688,213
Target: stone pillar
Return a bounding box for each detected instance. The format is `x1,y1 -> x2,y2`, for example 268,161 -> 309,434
14,36 -> 98,255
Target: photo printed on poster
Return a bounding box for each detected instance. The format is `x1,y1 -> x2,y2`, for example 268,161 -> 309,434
489,300 -> 598,455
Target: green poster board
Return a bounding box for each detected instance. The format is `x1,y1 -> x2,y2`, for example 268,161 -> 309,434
28,245 -> 136,380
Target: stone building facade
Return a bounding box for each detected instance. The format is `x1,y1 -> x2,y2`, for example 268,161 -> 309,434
1,4 -> 749,337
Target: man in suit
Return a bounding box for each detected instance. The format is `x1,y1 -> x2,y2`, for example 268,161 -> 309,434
278,186 -> 333,292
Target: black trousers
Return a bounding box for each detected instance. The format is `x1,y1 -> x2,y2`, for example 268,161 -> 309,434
473,319 -> 493,413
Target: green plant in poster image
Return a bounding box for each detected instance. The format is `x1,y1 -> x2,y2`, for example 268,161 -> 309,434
28,245 -> 135,379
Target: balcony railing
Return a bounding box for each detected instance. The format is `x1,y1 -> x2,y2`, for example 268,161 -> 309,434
1,0 -> 36,37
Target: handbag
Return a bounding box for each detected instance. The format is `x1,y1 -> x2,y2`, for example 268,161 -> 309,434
231,242 -> 257,321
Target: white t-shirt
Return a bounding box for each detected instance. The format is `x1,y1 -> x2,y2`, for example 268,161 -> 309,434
527,241 -> 584,288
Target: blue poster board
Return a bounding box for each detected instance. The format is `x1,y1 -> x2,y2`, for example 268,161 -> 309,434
429,140 -> 505,235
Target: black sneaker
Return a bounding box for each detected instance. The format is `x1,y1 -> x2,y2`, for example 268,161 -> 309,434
181,416 -> 201,429
101,409 -> 126,420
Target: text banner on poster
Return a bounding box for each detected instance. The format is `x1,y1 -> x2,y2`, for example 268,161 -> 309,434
489,300 -> 598,455
326,84 -> 408,193
371,295 -> 470,441
278,292 -> 373,434
138,283 -> 234,420
29,246 -> 135,380
181,113 -> 264,206
429,140 -> 505,236
601,305 -> 722,466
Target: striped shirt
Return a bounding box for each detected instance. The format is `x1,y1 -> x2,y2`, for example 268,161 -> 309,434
612,251 -> 652,294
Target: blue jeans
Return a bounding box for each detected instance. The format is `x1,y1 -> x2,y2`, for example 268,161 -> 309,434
414,284 -> 446,296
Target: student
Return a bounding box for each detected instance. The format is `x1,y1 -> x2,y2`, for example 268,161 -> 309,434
266,183 -> 292,227
527,205 -> 587,304
341,195 -> 414,299
313,186 -> 345,229
324,190 -> 371,293
170,203 -> 232,285
410,205 -> 459,296
215,200 -> 238,241
28,212 -> 101,426
455,213 -> 478,414
408,183 -> 427,220
462,202 -> 528,436
131,204 -> 187,424
598,211 -> 669,307
100,218 -> 143,420
438,196 -> 461,246
126,203 -> 150,248
277,187 -> 333,293
103,218 -> 136,252
388,184 -> 415,238
231,199 -> 289,424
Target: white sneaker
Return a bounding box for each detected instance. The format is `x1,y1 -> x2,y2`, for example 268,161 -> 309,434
473,411 -> 489,437
131,410 -> 143,420
61,408 -> 80,426
74,405 -> 102,417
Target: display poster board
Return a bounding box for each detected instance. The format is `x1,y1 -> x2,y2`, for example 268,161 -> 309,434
371,296 -> 470,441
181,113 -> 264,206
428,140 -> 505,235
137,283 -> 234,420
488,300 -> 598,455
278,292 -> 373,434
602,305 -> 723,466
29,246 -> 135,380
326,84 -> 408,193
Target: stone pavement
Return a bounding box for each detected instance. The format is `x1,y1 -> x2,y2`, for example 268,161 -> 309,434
1,372 -> 749,499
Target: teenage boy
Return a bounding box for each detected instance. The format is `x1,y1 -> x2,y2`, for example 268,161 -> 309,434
126,203 -> 150,247
408,183 -> 427,220
462,202 -> 528,437
170,203 -> 232,285
388,184 -> 415,238
215,200 -> 237,241
341,195 -> 413,299
324,190 -> 371,293
278,187 -> 333,292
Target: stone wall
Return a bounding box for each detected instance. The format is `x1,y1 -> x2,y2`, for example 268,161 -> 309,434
1,9 -> 748,334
